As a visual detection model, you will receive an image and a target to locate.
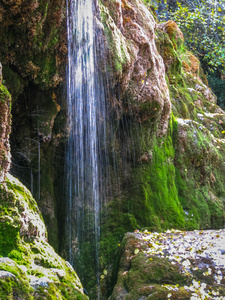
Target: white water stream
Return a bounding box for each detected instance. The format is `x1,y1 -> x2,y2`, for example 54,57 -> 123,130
66,0 -> 107,294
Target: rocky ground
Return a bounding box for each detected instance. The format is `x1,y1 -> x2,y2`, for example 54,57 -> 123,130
109,228 -> 225,299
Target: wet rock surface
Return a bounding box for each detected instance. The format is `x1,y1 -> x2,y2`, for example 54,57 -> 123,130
110,230 -> 225,299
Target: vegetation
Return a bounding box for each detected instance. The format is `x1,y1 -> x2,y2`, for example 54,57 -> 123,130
144,0 -> 225,75
142,0 -> 225,108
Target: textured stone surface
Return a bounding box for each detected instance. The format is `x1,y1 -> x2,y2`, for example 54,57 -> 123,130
100,0 -> 171,134
0,0 -> 67,87
0,63 -> 11,183
0,0 -> 67,246
0,0 -> 225,298
109,230 -> 225,299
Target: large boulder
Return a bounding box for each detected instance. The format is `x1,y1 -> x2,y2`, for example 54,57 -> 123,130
0,173 -> 88,299
109,230 -> 225,299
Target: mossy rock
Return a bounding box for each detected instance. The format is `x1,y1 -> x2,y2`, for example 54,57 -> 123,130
109,233 -> 191,299
100,112 -> 225,297
0,174 -> 88,299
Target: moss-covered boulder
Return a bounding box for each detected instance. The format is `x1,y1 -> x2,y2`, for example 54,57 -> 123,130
109,230 -> 225,299
0,174 -> 88,299
109,232 -> 191,299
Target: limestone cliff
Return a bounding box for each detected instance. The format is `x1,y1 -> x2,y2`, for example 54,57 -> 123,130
98,0 -> 225,233
0,0 -> 66,88
100,0 -> 171,134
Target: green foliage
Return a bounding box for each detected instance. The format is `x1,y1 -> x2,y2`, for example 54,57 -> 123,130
143,0 -> 225,76
171,0 -> 225,74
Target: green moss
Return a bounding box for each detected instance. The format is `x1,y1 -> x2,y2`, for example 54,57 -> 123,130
100,111 -> 225,298
0,0 -> 65,88
175,172 -> 210,229
155,29 -> 184,86
0,84 -> 11,103
0,276 -> 31,300
109,240 -> 192,300
4,175 -> 42,218
173,118 -> 225,229
99,120 -> 187,295
0,259 -> 32,299
0,175 -> 87,299
0,219 -> 20,257
32,53 -> 57,86
128,253 -> 188,287
8,249 -> 29,266
130,136 -> 185,230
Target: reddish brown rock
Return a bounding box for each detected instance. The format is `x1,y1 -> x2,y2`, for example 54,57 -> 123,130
100,0 -> 171,134
0,0 -> 67,87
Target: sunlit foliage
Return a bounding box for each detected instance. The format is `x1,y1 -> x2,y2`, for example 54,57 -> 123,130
143,0 -> 225,75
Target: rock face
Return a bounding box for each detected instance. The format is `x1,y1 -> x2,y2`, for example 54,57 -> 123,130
98,1 -> 225,297
0,64 -> 87,299
0,63 -> 11,183
0,0 -> 66,88
98,0 -> 225,219
0,0 -> 68,249
100,0 -> 171,134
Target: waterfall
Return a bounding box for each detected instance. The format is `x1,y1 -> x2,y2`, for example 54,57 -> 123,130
66,0 -> 108,295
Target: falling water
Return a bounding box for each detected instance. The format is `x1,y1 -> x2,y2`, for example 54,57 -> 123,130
66,0 -> 108,295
